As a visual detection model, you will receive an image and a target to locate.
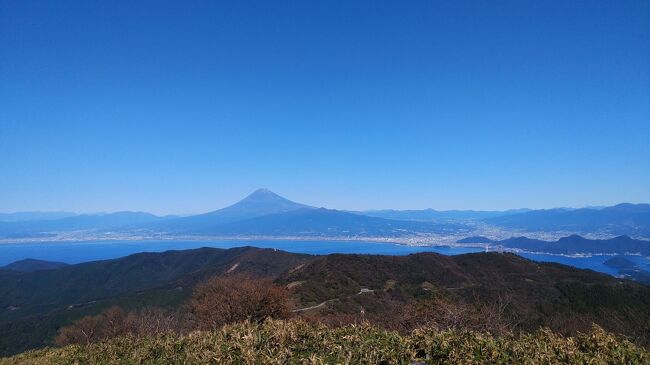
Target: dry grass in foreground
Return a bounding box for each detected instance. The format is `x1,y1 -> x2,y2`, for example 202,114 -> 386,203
1,319 -> 648,365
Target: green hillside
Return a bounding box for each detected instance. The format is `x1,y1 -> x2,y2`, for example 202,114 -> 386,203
3,248 -> 650,357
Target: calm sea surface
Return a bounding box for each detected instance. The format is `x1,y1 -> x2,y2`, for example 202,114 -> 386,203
1,239 -> 649,277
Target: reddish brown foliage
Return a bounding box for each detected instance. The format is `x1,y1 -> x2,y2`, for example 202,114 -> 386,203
54,306 -> 129,346
54,306 -> 188,346
54,276 -> 290,346
189,274 -> 290,330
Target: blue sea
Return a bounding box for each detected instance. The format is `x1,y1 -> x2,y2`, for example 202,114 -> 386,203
1,239 -> 649,278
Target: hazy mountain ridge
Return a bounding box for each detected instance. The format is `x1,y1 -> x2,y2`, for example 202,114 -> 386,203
0,212 -> 77,223
0,212 -> 170,237
0,190 -> 468,238
0,190 -> 648,240
0,259 -> 69,272
485,203 -> 650,235
359,208 -> 531,221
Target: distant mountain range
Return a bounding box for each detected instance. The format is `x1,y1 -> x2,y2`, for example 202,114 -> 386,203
0,189 -> 648,239
0,189 -> 468,238
358,208 -> 531,221
148,189 -> 465,236
0,211 -> 172,238
485,203 -> 650,236
362,204 -> 650,236
0,212 -> 77,222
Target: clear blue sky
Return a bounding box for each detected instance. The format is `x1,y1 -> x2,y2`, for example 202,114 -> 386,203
1,1 -> 648,214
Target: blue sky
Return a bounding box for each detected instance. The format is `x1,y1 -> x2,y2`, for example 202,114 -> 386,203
1,1 -> 648,214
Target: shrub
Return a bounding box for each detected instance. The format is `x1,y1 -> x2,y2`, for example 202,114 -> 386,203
54,306 -> 129,346
189,274 -> 290,330
54,307 -> 188,346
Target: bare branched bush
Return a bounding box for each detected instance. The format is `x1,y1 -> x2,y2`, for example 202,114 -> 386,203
473,293 -> 519,334
54,306 -> 128,346
54,276 -> 289,346
398,294 -> 517,334
54,306 -> 191,346
125,307 -> 191,336
189,274 -> 290,330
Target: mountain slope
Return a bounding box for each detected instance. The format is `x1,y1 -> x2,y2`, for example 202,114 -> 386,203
0,212 -> 77,223
360,208 -> 531,221
2,198 -> 649,239
1,259 -> 69,272
0,189 -> 311,238
0,189 -> 467,238
497,234 -> 650,255
0,247 -> 310,322
200,207 -> 467,236
279,252 -> 650,343
2,247 -> 650,355
0,247 -> 311,355
485,203 -> 650,236
0,212 -> 169,238
151,189 -> 314,232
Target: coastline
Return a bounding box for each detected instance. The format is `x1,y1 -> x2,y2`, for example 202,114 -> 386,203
1,233 -> 648,260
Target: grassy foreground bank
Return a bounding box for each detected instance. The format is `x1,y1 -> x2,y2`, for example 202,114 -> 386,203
1,320 -> 647,365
